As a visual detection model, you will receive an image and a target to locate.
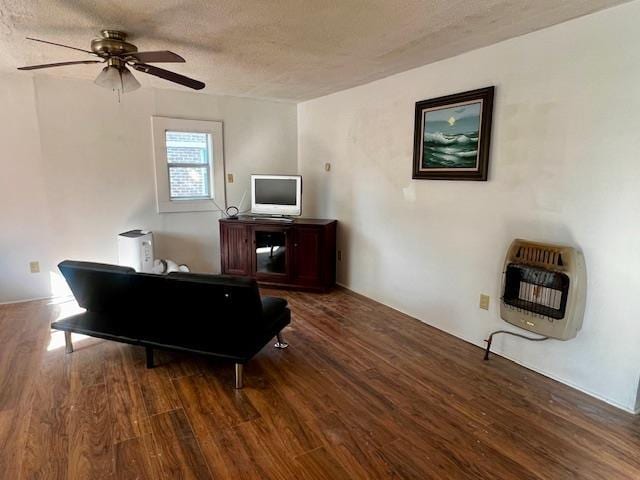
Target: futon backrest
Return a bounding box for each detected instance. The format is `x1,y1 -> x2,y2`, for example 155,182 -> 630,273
58,261 -> 265,337
164,271 -> 263,323
58,261 -> 136,312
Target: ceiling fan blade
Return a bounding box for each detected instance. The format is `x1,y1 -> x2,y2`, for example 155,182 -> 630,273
124,51 -> 185,63
131,63 -> 205,90
25,37 -> 96,55
17,60 -> 103,70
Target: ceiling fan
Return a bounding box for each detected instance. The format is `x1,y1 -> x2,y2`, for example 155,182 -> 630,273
17,30 -> 205,94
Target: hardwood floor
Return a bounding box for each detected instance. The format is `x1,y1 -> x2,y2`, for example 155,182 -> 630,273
1,288 -> 640,479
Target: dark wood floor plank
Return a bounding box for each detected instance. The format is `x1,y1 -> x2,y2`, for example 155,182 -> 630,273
474,410 -> 613,480
173,372 -> 260,438
104,343 -> 149,444
155,349 -> 207,379
138,365 -> 183,416
198,427 -> 265,479
242,372 -> 323,457
388,402 -> 540,480
21,324 -> 73,479
232,417 -> 301,478
0,302 -> 52,478
68,337 -> 107,394
68,382 -> 114,480
0,303 -> 49,411
148,409 -> 212,479
304,412 -> 398,480
252,349 -> 338,423
471,392 -> 640,479
380,435 -> 481,480
294,446 -> 352,480
261,337 -> 400,448
114,436 -> 156,480
1,290 -> 640,479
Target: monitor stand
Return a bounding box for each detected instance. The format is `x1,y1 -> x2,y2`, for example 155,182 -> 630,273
220,216 -> 337,291
250,214 -> 294,223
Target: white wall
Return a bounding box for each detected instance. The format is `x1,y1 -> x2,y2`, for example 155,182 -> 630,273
0,76 -> 53,302
0,74 -> 297,303
298,2 -> 640,411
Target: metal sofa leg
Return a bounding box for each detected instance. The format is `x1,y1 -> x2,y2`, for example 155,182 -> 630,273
274,332 -> 289,349
235,363 -> 244,389
146,347 -> 154,369
64,331 -> 73,354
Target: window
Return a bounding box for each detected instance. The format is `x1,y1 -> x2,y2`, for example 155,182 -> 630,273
151,117 -> 225,213
166,131 -> 211,199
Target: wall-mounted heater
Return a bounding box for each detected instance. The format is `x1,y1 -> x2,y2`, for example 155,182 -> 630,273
485,239 -> 586,359
500,239 -> 586,339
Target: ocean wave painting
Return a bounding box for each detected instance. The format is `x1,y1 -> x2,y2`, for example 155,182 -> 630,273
422,101 -> 482,169
412,86 -> 493,181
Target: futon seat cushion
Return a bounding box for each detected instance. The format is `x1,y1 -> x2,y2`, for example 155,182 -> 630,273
51,311 -> 140,343
51,308 -> 291,362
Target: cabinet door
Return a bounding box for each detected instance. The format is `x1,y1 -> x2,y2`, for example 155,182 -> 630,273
222,223 -> 250,276
251,226 -> 292,282
293,227 -> 323,286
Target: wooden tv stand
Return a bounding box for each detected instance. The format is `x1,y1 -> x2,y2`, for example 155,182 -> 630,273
219,216 -> 337,291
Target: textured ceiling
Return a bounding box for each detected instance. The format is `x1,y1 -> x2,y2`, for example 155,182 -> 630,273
0,0 -> 630,101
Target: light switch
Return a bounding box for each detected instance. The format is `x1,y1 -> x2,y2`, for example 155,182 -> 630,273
227,173 -> 234,183
324,163 -> 331,172
479,294 -> 490,310
30,261 -> 40,273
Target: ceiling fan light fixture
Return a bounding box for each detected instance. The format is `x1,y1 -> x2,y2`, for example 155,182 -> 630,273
95,65 -> 121,89
94,65 -> 140,94
120,66 -> 141,92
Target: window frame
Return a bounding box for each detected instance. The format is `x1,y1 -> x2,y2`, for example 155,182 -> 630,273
151,117 -> 226,213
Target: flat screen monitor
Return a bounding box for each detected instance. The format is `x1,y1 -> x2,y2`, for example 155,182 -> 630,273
251,175 -> 302,216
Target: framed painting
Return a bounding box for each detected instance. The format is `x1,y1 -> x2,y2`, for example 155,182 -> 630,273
412,86 -> 494,181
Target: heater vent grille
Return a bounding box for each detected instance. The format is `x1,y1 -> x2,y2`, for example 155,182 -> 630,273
500,239 -> 586,340
515,246 -> 564,268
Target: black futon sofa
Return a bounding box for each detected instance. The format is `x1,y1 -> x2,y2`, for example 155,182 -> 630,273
52,260 -> 291,388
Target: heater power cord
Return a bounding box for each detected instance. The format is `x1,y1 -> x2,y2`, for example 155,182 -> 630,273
483,330 -> 548,361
